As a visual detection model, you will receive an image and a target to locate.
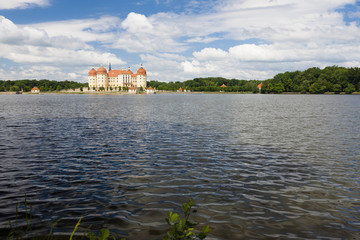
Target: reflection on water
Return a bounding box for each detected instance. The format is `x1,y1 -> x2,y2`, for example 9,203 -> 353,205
0,94 -> 359,239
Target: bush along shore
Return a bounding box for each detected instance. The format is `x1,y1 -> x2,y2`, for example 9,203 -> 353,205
5,197 -> 211,240
1,66 -> 360,94
148,66 -> 360,94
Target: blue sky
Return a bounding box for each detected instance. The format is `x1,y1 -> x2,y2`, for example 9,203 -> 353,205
0,0 -> 360,82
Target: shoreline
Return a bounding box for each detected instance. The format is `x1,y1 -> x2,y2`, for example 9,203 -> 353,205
1,91 -> 359,95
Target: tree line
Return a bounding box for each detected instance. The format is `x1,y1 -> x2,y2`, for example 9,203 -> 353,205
0,79 -> 88,92
148,66 -> 360,93
148,78 -> 262,92
1,66 -> 359,94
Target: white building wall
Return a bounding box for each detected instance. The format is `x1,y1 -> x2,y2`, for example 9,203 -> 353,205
97,73 -> 108,88
137,75 -> 147,89
88,75 -> 97,89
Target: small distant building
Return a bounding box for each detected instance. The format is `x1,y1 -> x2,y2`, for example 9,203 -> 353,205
129,86 -> 137,94
31,87 -> 40,93
146,87 -> 155,94
177,87 -> 182,92
220,84 -> 227,92
257,83 -> 263,93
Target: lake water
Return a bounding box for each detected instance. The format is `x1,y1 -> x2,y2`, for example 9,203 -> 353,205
0,94 -> 359,239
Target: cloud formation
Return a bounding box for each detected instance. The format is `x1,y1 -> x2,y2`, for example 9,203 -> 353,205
0,0 -> 360,82
0,0 -> 50,10
0,16 -> 125,81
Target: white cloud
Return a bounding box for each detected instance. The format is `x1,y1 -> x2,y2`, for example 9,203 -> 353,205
0,16 -> 125,80
180,40 -> 360,80
0,43 -> 124,66
112,12 -> 186,53
140,53 -> 186,81
27,16 -> 119,43
0,16 -> 88,50
229,44 -> 292,62
0,65 -> 86,82
121,12 -> 153,33
186,36 -> 221,43
1,0 -> 360,82
193,48 -> 229,61
0,0 -> 50,10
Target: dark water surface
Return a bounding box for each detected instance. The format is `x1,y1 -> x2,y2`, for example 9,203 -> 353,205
0,94 -> 359,239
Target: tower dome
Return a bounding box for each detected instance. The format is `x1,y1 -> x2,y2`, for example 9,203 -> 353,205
127,67 -> 133,75
97,65 -> 107,74
88,67 -> 97,76
137,64 -> 146,75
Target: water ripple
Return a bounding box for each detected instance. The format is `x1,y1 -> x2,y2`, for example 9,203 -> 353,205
0,94 -> 359,239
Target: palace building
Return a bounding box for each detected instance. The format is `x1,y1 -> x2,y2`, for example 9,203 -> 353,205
88,64 -> 147,90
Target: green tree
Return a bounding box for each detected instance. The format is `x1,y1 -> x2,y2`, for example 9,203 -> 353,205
273,82 -> 285,93
344,83 -> 355,94
309,81 -> 326,94
10,85 -> 20,92
266,82 -> 274,92
333,84 -> 342,94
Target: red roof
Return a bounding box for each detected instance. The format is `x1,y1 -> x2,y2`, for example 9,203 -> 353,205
108,70 -> 138,77
129,87 -> 136,90
257,83 -> 263,88
31,87 -> 40,90
97,66 -> 107,74
88,68 -> 97,76
137,67 -> 146,75
220,84 -> 227,87
147,87 -> 154,90
108,70 -> 127,77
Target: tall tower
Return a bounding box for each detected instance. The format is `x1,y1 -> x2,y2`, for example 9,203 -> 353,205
88,66 -> 97,89
97,64 -> 108,88
137,64 -> 147,89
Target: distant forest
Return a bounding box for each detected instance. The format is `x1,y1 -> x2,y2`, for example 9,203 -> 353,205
1,66 -> 360,93
0,79 -> 88,92
148,66 -> 360,93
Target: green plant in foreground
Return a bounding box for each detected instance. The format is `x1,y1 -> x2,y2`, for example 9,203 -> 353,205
7,193 -> 34,240
70,218 -> 125,240
7,194 -> 61,240
163,199 -> 211,240
7,197 -> 209,240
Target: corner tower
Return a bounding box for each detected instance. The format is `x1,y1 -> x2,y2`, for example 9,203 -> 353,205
97,64 -> 108,88
88,66 -> 97,89
136,64 -> 147,89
